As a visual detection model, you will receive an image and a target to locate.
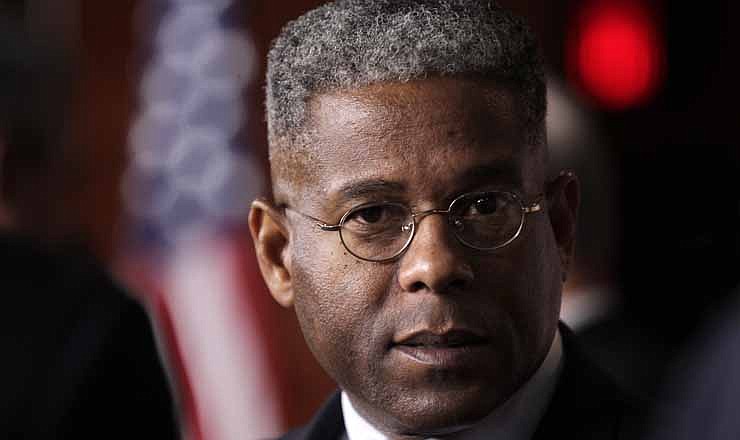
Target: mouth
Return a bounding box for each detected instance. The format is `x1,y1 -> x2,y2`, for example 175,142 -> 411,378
391,329 -> 489,367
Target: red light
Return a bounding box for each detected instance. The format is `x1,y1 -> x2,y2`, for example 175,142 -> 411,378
568,1 -> 664,109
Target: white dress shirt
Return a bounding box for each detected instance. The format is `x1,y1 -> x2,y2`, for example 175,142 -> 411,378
341,329 -> 563,440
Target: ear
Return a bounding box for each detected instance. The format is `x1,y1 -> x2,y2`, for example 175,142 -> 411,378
546,171 -> 580,281
249,199 -> 294,307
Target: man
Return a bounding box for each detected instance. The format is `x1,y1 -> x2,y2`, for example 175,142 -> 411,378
0,20 -> 179,439
249,1 -> 640,438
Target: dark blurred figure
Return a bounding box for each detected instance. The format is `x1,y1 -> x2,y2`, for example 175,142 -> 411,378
0,18 -> 179,439
578,144 -> 740,400
643,287 -> 740,440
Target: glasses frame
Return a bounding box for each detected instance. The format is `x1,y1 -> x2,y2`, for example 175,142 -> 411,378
283,190 -> 544,263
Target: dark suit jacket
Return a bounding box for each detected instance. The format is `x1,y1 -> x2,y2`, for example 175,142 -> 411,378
0,233 -> 179,439
279,323 -> 644,440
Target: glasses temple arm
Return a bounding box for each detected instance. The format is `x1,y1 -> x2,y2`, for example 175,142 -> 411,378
281,205 -> 342,231
317,223 -> 341,231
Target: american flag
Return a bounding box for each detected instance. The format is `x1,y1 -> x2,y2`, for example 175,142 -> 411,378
120,1 -> 283,438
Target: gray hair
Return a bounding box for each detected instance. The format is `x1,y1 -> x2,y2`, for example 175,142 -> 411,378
266,0 -> 547,149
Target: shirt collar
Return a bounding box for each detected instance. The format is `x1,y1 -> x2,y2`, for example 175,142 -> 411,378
341,328 -> 564,440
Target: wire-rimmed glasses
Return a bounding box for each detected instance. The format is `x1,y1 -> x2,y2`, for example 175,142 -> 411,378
283,190 -> 544,262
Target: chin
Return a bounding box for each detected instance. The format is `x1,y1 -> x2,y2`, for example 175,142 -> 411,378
385,384 -> 503,436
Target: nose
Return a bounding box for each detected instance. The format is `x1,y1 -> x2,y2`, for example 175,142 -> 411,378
398,213 -> 474,293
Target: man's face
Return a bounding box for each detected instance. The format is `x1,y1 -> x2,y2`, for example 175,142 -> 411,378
257,77 -> 570,436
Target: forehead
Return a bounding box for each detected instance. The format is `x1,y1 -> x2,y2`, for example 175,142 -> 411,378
299,77 -> 532,206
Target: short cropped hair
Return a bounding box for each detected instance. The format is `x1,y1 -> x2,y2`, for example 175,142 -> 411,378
266,0 -> 547,150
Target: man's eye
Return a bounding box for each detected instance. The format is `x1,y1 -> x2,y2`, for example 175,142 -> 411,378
465,195 -> 499,216
351,206 -> 384,224
344,204 -> 408,231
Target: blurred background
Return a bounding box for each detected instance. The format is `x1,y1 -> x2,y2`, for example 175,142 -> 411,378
4,0 -> 737,438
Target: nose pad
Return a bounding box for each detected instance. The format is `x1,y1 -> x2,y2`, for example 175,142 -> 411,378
452,217 -> 464,232
398,214 -> 474,294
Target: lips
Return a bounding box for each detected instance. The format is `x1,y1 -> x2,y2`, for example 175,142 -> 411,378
391,329 -> 490,368
394,329 -> 487,348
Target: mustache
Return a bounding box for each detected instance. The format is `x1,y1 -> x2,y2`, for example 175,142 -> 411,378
379,298 -> 494,341
403,299 -> 467,329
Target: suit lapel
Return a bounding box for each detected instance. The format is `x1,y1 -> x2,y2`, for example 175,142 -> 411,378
282,392 -> 344,440
532,323 -> 643,440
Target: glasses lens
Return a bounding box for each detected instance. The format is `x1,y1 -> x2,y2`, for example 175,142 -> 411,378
339,203 -> 413,261
449,192 -> 524,249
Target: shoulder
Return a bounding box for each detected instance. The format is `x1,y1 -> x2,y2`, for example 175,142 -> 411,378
1,234 -> 179,438
533,323 -> 647,440
275,392 -> 344,440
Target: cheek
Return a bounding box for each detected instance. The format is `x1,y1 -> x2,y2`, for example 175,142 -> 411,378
511,216 -> 563,339
479,217 -> 562,352
289,233 -> 396,383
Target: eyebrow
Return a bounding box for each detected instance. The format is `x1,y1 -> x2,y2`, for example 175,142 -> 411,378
333,179 -> 406,203
329,160 -> 520,205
